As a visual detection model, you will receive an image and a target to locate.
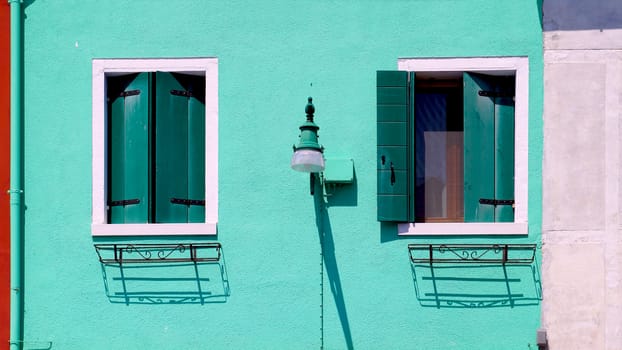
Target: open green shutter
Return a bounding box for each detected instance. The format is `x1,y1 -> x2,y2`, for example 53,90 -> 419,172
154,72 -> 206,223
377,71 -> 415,222
186,75 -> 206,223
463,73 -> 514,222
493,78 -> 515,222
107,73 -> 151,223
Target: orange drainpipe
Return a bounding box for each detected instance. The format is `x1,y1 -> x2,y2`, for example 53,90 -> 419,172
0,1 -> 11,347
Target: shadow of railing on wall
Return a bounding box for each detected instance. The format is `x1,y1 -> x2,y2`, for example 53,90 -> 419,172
409,244 -> 542,308
95,243 -> 230,305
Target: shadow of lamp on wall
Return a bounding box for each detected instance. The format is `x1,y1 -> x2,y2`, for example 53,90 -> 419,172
291,98 -> 355,349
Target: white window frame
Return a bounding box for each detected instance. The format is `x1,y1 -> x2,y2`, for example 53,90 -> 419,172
91,58 -> 218,236
397,56 -> 529,235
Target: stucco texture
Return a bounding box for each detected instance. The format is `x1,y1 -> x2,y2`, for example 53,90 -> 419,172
20,1 -> 543,349
543,35 -> 622,350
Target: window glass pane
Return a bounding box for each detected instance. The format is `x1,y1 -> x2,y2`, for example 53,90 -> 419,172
415,84 -> 464,222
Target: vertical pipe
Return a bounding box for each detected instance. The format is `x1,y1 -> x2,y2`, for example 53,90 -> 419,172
8,0 -> 23,349
0,3 -> 12,347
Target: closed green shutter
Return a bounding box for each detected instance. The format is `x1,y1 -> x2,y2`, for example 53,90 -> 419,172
107,73 -> 151,223
154,72 -> 205,223
377,71 -> 415,222
463,73 -> 514,222
154,72 -> 188,223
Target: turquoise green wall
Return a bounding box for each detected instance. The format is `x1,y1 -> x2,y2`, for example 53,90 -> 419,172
21,1 -> 543,349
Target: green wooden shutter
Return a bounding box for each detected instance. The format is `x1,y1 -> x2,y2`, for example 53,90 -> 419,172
154,72 -> 188,223
185,74 -> 206,223
377,71 -> 415,222
463,73 -> 515,222
107,73 -> 151,223
493,78 -> 515,222
154,72 -> 205,223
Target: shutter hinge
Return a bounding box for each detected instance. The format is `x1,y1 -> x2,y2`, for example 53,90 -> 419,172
120,90 -> 140,97
109,199 -> 140,206
170,198 -> 205,206
479,198 -> 515,206
478,90 -> 514,98
170,90 -> 194,97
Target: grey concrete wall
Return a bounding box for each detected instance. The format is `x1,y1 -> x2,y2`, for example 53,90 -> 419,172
543,1 -> 622,349
543,0 -> 622,50
543,0 -> 622,31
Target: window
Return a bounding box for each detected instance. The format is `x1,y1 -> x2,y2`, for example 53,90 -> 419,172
377,57 -> 528,235
92,58 -> 218,236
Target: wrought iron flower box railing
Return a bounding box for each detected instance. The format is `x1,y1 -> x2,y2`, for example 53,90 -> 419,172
408,244 -> 536,265
94,243 -> 222,264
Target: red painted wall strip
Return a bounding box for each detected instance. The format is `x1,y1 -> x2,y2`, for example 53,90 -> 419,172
0,2 -> 10,347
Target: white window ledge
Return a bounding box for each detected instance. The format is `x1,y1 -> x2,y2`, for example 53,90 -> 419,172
92,223 -> 217,236
398,222 -> 528,236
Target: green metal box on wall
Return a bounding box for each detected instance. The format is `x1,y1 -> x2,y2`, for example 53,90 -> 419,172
323,158 -> 354,184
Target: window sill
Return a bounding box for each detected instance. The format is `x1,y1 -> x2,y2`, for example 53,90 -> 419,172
398,222 -> 528,236
91,223 -> 217,236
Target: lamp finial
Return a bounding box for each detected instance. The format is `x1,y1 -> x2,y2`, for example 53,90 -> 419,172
305,97 -> 315,121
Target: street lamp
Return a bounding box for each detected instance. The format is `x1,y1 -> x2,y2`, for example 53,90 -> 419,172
291,97 -> 324,173
292,97 -> 324,195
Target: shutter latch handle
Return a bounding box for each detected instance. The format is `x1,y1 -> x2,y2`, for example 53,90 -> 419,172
390,162 -> 395,186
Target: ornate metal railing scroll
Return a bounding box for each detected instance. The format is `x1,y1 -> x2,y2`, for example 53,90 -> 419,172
408,244 -> 536,265
94,243 -> 222,264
